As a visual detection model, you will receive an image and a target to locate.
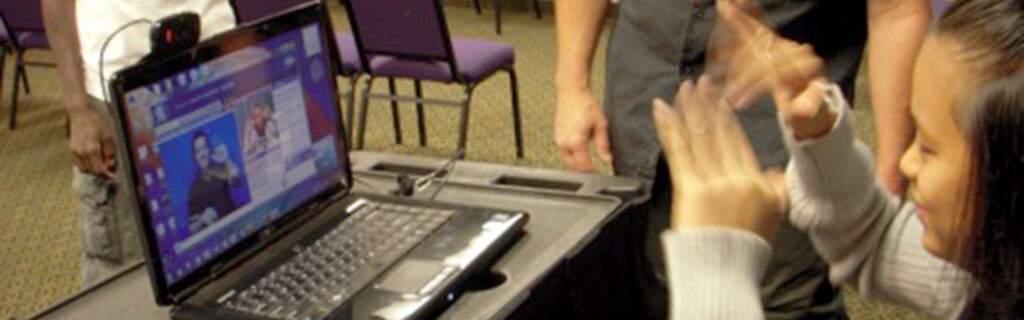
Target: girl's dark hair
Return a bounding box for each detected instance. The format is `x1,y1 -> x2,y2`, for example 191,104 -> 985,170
938,0 -> 1024,317
937,0 -> 1024,81
962,76 -> 1024,317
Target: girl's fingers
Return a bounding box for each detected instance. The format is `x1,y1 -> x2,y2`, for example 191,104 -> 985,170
653,98 -> 700,186
684,76 -> 724,175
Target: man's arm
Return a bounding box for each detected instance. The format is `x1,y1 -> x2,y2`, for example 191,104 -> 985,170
43,0 -> 116,177
554,0 -> 611,172
867,0 -> 931,195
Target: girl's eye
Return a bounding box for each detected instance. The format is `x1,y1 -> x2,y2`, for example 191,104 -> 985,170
920,143 -> 935,157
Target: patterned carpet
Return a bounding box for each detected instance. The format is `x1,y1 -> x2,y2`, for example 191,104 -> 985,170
0,2 -> 930,319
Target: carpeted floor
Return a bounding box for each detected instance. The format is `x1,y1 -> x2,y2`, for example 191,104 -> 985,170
0,2 -> 930,319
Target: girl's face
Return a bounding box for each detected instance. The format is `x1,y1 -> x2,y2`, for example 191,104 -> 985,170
900,35 -> 977,262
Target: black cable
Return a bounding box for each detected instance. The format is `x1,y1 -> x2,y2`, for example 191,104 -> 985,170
99,19 -> 156,105
420,149 -> 463,201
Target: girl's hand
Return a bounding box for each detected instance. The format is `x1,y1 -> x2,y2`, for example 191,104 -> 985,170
653,76 -> 788,242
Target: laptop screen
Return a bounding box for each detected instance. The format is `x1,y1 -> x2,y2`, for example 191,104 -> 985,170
117,14 -> 345,286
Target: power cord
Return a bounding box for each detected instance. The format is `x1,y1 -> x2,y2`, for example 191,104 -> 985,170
347,149 -> 461,199
99,19 -> 156,106
418,149 -> 463,201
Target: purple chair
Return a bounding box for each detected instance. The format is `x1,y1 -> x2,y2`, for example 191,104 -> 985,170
473,0 -> 542,34
230,0 -> 412,146
344,0 -> 524,158
0,0 -> 50,129
0,19 -> 10,123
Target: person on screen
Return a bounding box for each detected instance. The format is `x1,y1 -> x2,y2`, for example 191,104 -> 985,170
188,131 -> 240,233
243,102 -> 279,156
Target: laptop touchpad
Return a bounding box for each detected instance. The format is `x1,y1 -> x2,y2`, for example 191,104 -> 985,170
377,259 -> 457,295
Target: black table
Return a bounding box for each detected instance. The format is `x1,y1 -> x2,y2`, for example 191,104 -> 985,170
28,152 -> 648,320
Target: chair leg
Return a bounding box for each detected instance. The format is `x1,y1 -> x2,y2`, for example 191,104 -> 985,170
414,80 -> 426,146
474,0 -> 482,15
457,85 -> 476,157
506,67 -> 524,158
494,0 -> 503,34
9,52 -> 21,129
534,0 -> 542,19
387,78 -> 402,144
356,77 -> 375,150
0,46 -> 6,118
345,76 -> 359,148
17,50 -> 28,94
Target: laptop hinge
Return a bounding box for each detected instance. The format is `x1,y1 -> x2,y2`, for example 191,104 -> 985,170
210,262 -> 227,277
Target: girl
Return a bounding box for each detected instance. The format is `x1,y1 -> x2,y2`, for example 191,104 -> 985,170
656,0 -> 1024,318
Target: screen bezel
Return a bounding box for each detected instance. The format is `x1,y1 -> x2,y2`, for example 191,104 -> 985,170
107,2 -> 352,305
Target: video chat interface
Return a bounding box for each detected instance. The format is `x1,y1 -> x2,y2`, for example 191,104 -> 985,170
121,23 -> 344,285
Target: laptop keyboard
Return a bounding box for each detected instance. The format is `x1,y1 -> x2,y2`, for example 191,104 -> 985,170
218,199 -> 456,320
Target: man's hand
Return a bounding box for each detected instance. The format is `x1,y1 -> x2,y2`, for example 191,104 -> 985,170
554,87 -> 613,172
654,76 -> 787,242
68,106 -> 116,178
553,0 -> 610,173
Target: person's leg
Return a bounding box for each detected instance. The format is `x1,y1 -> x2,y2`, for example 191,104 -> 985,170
75,98 -> 144,286
631,160 -> 671,319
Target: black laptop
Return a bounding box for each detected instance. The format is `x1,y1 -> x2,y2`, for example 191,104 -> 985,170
107,3 -> 527,319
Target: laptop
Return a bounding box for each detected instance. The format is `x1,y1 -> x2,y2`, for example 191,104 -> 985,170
106,3 -> 527,319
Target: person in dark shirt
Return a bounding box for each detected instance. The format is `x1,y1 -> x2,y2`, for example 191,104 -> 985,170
187,131 -> 239,233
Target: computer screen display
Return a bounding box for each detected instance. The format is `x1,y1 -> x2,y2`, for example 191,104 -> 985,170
119,21 -> 344,285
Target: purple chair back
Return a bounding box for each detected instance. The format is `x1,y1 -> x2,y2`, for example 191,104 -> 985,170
344,0 -> 456,70
0,1 -> 44,32
0,17 -> 9,42
231,0 -> 315,24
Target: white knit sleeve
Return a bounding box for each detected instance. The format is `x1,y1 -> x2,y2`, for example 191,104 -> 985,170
662,228 -> 771,320
785,94 -> 969,319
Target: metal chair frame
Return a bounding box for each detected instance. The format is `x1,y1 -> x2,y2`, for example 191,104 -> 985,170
342,0 -> 523,158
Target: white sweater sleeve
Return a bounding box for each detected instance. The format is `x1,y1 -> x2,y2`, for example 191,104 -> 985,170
786,103 -> 969,318
662,229 -> 772,320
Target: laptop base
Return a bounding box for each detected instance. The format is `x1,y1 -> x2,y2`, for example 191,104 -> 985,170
173,194 -> 526,320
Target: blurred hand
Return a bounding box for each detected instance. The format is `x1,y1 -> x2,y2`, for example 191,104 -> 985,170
68,106 -> 116,178
714,0 -> 836,141
711,0 -> 824,109
555,87 -> 613,172
653,76 -> 787,242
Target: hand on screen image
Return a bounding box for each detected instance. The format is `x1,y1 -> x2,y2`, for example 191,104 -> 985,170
210,143 -> 241,184
187,207 -> 220,234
